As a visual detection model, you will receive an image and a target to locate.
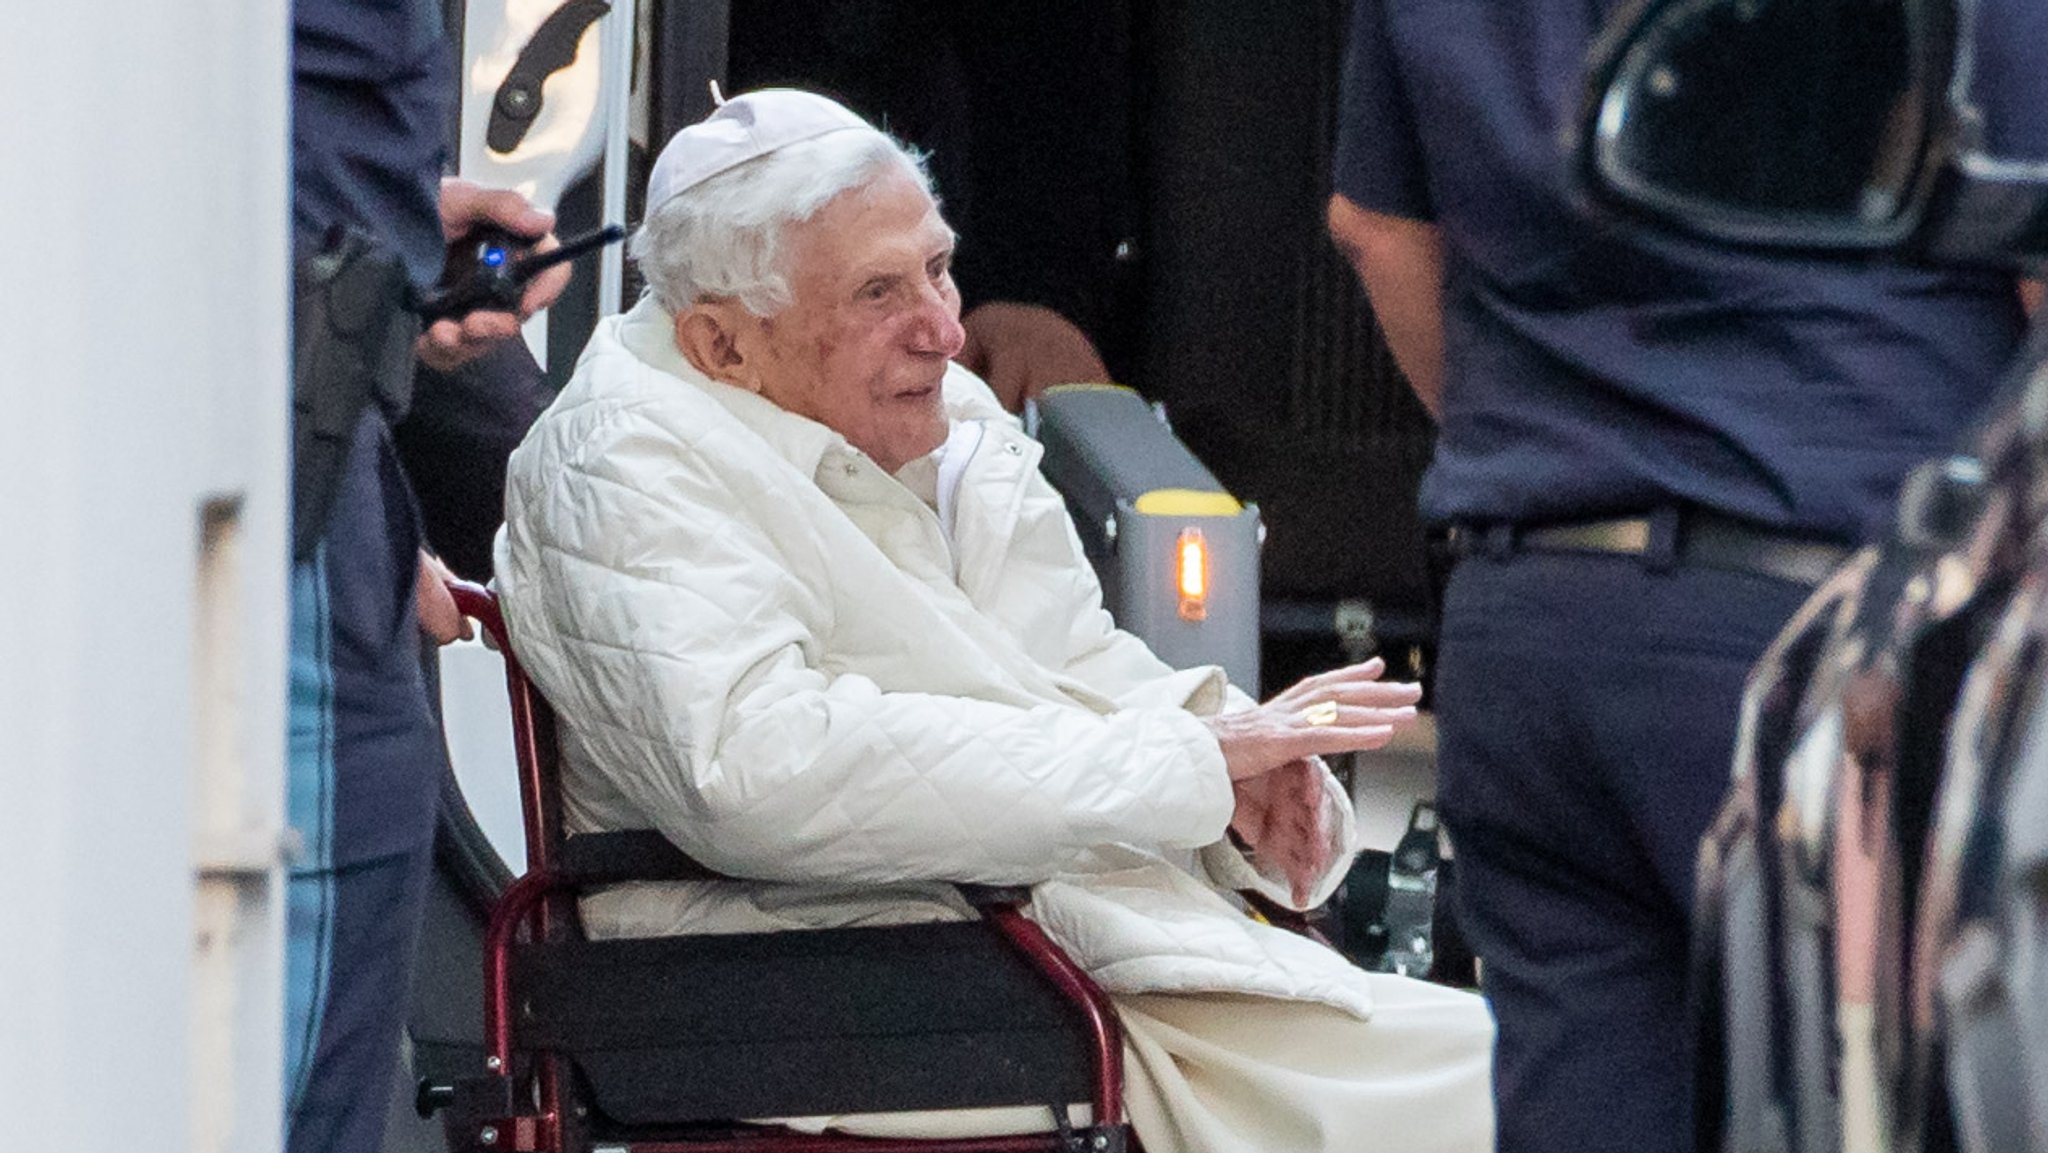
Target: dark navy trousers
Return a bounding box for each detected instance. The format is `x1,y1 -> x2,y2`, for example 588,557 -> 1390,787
285,412 -> 446,1153
1433,547 -> 1813,1153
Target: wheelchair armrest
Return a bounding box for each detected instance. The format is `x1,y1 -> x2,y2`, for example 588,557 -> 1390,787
559,836 -> 1036,904
955,882 -> 1034,908
556,829 -> 731,885
557,834 -> 1330,952
557,835 -> 1058,916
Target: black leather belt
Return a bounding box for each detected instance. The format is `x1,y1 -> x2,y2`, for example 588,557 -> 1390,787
1448,511 -> 1852,588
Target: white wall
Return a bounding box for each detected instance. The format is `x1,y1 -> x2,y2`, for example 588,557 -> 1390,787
0,4 -> 290,1152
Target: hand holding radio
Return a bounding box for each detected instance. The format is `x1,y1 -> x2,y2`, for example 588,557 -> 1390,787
414,178 -> 623,371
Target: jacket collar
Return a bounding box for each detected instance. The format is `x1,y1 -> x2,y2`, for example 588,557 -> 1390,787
616,296 -> 845,481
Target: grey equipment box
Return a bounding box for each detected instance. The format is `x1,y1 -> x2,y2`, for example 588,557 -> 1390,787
1031,384 -> 1262,694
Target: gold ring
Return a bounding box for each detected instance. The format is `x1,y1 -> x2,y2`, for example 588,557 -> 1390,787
1301,699 -> 1339,727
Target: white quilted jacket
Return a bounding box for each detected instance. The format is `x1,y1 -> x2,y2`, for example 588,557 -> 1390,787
494,298 -> 1375,1018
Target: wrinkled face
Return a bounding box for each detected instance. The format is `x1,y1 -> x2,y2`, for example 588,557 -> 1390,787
750,168 -> 965,472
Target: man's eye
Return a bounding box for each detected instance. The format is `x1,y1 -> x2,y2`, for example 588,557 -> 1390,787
858,280 -> 891,301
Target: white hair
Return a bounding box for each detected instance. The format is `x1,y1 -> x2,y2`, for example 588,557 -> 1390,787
630,129 -> 937,317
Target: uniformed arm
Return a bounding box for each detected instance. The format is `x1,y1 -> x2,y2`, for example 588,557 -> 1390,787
1328,0 -> 1444,417
1328,195 -> 1445,418
498,414 -> 1239,887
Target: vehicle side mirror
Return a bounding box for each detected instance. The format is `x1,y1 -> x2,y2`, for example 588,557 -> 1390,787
1578,0 -> 1955,251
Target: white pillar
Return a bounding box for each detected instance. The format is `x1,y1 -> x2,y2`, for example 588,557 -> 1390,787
0,3 -> 290,1152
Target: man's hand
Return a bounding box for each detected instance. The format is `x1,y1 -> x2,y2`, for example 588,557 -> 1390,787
1201,657 -> 1421,782
414,551 -> 473,645
1229,758 -> 1334,906
955,301 -> 1110,412
417,179 -> 571,373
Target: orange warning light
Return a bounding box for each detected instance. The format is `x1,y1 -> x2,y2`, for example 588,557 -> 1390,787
1177,528 -> 1209,621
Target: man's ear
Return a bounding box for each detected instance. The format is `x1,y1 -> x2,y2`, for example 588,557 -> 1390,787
673,300 -> 759,391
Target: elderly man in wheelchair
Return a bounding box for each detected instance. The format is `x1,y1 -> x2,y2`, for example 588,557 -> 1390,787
493,89 -> 1494,1153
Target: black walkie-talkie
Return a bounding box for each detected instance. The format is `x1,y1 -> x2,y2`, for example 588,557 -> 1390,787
415,222 -> 625,322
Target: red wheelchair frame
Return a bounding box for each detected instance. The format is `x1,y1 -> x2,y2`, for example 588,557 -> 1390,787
424,580 -> 1134,1153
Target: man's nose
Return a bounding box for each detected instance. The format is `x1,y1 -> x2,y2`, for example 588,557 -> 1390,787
909,287 -> 966,359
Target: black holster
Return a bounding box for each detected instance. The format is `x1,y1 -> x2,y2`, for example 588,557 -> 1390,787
292,229 -> 420,559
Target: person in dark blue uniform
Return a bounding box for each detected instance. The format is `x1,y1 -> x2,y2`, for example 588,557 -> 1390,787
1326,3 -> 2028,1151
287,4 -> 565,1149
